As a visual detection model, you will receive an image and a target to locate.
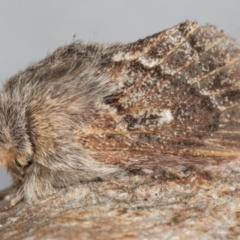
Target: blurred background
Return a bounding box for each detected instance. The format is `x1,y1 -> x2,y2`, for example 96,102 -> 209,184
1,0 -> 240,190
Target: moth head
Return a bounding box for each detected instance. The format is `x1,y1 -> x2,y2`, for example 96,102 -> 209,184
0,94 -> 33,179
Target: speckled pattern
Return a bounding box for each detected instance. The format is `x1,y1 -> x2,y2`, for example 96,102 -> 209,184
81,21 -> 240,165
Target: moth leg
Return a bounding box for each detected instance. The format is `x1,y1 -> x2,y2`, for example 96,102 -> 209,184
4,186 -> 24,210
10,192 -> 24,207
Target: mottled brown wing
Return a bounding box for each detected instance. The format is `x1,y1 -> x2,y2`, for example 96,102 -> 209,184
79,21 -> 240,168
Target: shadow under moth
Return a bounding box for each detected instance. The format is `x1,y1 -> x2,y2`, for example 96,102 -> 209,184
0,21 -> 240,206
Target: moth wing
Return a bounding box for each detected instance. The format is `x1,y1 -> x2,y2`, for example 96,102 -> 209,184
78,21 -> 240,168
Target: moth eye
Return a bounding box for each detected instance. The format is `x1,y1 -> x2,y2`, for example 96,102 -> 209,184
27,160 -> 33,167
15,159 -> 22,168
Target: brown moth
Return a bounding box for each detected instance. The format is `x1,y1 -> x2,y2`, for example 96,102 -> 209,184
0,21 -> 240,206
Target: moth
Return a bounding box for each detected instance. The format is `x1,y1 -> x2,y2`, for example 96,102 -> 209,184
0,21 -> 240,206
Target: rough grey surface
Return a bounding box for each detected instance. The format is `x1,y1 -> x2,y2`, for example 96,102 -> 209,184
1,159 -> 240,239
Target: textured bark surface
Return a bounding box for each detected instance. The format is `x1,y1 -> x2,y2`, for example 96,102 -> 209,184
1,160 -> 240,240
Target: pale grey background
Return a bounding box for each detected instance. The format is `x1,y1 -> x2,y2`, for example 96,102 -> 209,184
1,0 -> 240,190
